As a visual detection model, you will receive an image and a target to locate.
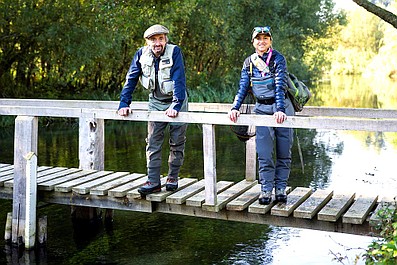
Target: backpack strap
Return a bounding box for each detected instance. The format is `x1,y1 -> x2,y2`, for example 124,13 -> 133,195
243,56 -> 254,88
249,62 -> 253,87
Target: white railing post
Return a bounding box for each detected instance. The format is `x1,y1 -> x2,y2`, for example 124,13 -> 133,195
12,116 -> 38,246
25,152 -> 37,250
245,133 -> 257,181
202,124 -> 217,206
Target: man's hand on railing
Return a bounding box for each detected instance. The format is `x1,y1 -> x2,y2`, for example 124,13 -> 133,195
165,107 -> 178,118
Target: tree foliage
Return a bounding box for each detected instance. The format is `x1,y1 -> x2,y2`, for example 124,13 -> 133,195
306,0 -> 397,78
0,0 -> 341,101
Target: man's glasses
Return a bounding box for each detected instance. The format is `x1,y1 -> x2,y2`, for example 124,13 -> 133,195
253,26 -> 271,34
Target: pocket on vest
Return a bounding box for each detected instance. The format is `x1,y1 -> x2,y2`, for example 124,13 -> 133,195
251,76 -> 275,100
161,80 -> 174,95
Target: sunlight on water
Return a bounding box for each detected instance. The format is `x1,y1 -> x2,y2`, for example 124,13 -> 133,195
325,131 -> 397,198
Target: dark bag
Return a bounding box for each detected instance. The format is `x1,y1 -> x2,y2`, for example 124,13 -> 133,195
286,72 -> 311,112
230,91 -> 256,142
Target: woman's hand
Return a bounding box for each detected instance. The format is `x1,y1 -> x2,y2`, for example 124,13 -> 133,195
228,109 -> 240,123
273,111 -> 287,124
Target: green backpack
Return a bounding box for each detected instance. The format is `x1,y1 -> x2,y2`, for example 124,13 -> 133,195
286,72 -> 311,112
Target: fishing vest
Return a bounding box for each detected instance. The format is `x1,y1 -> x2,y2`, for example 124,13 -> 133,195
139,44 -> 176,96
249,52 -> 275,100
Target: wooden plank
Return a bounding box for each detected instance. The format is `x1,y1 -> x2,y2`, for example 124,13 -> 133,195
294,189 -> 334,219
166,179 -> 205,204
108,176 -> 150,197
0,169 -> 13,177
2,100 -> 397,119
37,167 -> 67,177
38,170 -> 96,191
202,180 -> 257,212
126,177 -> 168,199
369,197 -> 396,227
271,187 -> 312,217
0,163 -> 12,168
90,173 -> 145,196
186,181 -> 234,207
0,165 -> 13,172
54,171 -> 114,192
72,171 -> 129,194
226,184 -> 261,211
4,105 -> 397,132
145,178 -> 198,202
4,166 -> 57,188
36,166 -> 52,172
37,168 -> 82,184
248,187 -> 293,215
0,173 -> 14,186
343,195 -> 378,224
317,193 -> 356,222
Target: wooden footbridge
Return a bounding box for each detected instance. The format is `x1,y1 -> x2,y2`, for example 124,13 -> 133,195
1,99 -> 397,249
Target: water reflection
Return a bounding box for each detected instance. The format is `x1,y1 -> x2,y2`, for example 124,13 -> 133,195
313,75 -> 396,109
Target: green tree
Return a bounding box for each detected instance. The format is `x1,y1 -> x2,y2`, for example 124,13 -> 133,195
0,0 -> 341,101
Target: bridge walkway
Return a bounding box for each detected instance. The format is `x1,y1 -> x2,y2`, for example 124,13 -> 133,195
0,163 -> 394,237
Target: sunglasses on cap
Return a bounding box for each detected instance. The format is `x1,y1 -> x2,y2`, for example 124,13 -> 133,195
252,26 -> 271,34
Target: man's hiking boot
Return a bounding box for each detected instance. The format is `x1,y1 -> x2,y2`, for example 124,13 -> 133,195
275,188 -> 287,203
138,181 -> 161,195
258,191 -> 272,205
165,177 -> 178,191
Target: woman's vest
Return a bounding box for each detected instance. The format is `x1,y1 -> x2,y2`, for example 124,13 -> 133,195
249,52 -> 276,101
139,44 -> 176,96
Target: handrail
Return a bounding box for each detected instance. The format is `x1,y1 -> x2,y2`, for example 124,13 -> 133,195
1,98 -> 397,118
1,104 -> 397,132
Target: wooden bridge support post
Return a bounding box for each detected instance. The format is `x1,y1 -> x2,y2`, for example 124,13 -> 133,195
245,135 -> 257,181
12,116 -> 38,246
202,124 -> 217,206
79,117 -> 105,171
25,152 -> 37,250
76,117 -> 106,221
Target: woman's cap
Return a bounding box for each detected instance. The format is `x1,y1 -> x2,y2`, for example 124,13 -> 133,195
251,26 -> 272,41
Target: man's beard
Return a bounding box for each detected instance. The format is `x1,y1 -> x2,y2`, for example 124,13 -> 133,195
152,45 -> 164,57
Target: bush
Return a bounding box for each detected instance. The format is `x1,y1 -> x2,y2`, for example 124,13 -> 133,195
364,201 -> 397,264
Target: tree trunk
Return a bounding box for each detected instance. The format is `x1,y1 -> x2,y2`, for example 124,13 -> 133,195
352,0 -> 397,29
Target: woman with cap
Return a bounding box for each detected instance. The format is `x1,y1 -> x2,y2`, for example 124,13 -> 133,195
228,26 -> 294,205
118,24 -> 188,195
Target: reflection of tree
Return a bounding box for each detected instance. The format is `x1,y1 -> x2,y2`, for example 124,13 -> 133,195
313,76 -> 395,109
289,129 -> 344,190
0,126 -> 14,164
105,121 -> 147,173
38,120 -> 79,168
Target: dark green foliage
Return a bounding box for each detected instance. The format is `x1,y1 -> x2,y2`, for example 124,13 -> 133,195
0,0 -> 341,101
364,204 -> 397,264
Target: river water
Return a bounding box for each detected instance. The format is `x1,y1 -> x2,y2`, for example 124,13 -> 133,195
0,75 -> 396,264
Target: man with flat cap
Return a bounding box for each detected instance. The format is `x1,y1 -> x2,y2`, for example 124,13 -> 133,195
118,24 -> 188,195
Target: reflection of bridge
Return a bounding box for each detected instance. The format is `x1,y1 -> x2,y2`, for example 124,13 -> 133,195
1,99 -> 397,249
